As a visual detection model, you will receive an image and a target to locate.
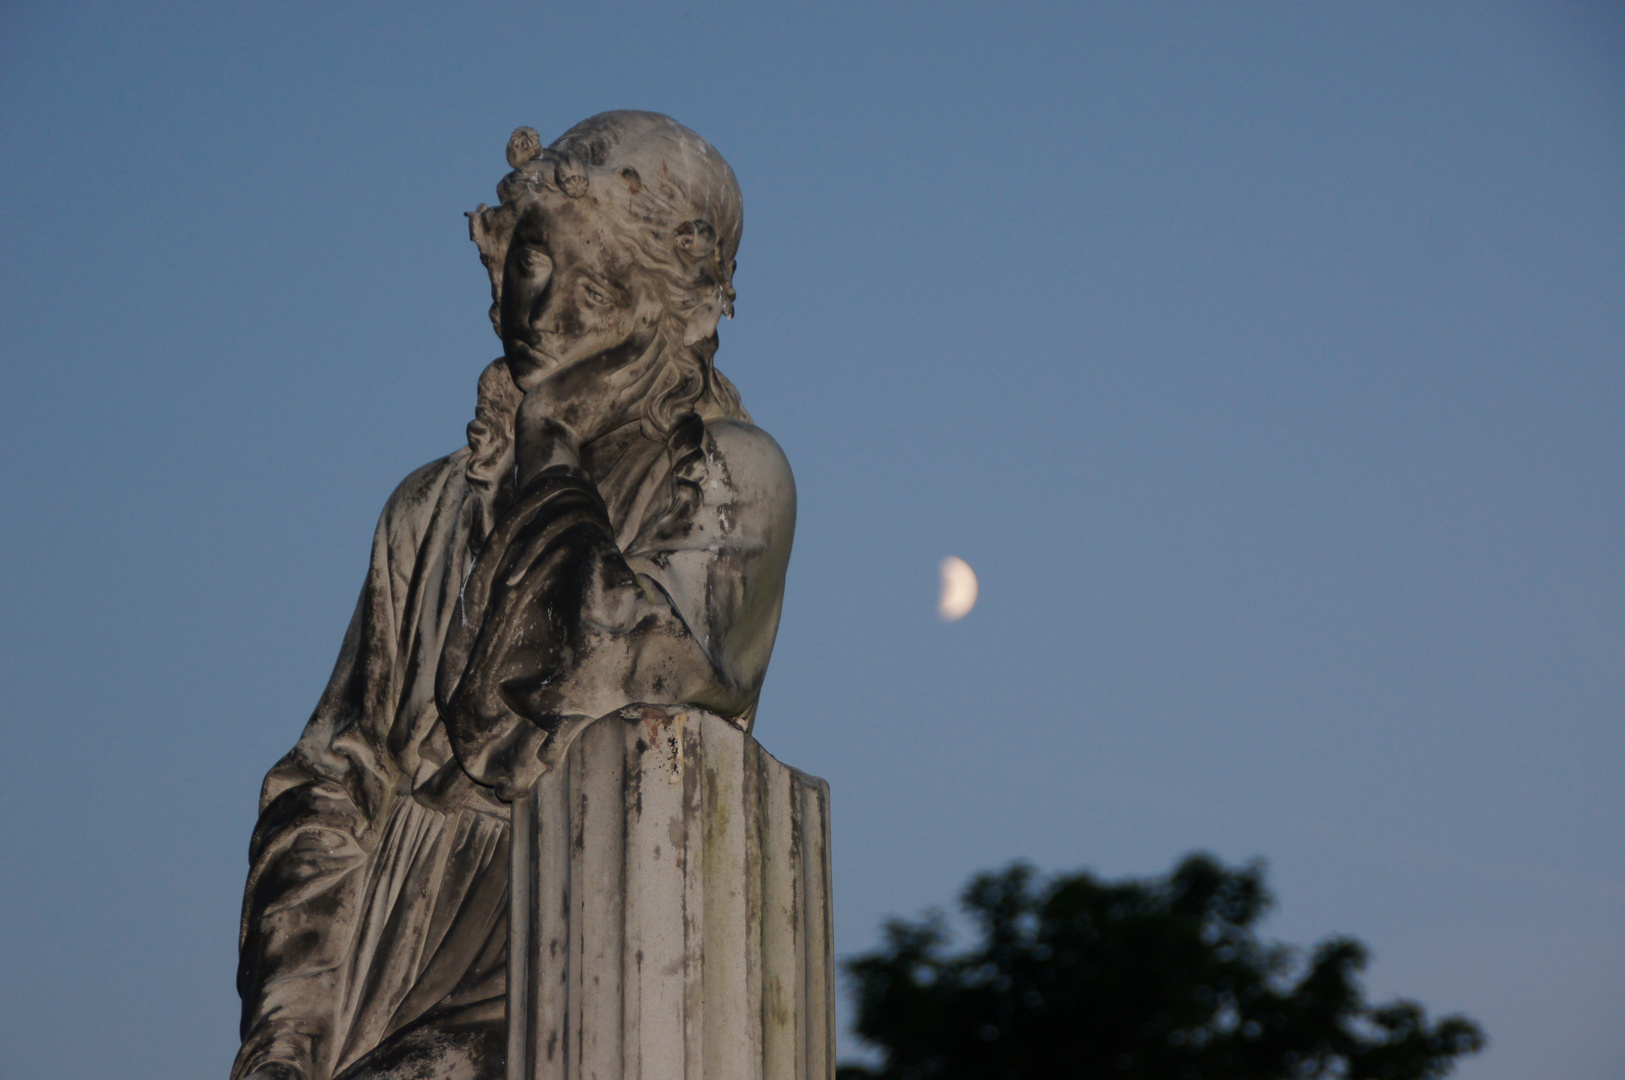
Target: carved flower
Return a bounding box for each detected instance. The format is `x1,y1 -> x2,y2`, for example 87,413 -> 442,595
505,126 -> 542,169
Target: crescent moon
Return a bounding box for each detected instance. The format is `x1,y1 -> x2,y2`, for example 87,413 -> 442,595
938,556 -> 979,621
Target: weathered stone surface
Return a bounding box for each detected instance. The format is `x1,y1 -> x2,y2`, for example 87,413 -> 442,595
231,112 -> 821,1080
508,708 -> 832,1080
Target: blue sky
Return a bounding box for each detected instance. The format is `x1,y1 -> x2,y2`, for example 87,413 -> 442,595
1,3 -> 1622,1078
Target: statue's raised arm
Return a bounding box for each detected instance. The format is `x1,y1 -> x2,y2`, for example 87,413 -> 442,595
233,112 -> 794,1080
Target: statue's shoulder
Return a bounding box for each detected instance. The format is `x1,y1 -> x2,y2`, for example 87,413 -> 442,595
378,448 -> 471,537
703,419 -> 795,515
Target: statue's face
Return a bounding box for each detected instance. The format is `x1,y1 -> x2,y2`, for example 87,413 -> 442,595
500,198 -> 665,392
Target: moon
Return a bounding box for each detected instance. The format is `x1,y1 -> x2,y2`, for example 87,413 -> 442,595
938,556 -> 978,621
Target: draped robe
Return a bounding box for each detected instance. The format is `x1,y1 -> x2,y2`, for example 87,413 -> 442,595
231,390 -> 796,1080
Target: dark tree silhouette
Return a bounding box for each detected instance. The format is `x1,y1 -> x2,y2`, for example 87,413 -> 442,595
839,855 -> 1484,1080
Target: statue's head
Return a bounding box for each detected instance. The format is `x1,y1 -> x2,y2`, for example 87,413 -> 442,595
468,111 -> 746,436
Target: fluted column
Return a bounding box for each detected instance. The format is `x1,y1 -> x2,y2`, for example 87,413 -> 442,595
507,707 -> 833,1080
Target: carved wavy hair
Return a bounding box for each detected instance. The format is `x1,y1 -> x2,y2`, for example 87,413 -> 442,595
463,112 -> 750,496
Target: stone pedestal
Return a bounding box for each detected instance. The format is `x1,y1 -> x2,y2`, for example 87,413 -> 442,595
507,708 -> 833,1080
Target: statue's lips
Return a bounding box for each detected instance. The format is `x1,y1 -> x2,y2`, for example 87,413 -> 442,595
507,338 -> 564,379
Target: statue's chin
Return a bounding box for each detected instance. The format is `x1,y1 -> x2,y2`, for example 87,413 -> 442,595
504,338 -> 559,391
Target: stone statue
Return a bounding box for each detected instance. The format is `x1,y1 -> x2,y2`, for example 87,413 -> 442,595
232,112 -> 806,1080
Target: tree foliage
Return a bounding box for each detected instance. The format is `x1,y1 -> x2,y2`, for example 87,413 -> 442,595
839,855 -> 1484,1080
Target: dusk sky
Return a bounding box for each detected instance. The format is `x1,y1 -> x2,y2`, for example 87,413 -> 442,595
2,4 -> 1622,1078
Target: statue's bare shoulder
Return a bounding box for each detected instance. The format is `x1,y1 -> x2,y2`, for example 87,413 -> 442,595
702,419 -> 796,535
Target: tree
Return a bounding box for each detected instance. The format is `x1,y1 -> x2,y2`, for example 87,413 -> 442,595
839,855 -> 1484,1080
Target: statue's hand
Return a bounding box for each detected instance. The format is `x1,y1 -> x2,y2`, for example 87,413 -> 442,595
514,391 -> 584,487
514,346 -> 664,485
519,342 -> 663,441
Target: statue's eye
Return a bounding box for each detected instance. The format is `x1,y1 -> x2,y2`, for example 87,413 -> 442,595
518,248 -> 552,277
579,280 -> 615,309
